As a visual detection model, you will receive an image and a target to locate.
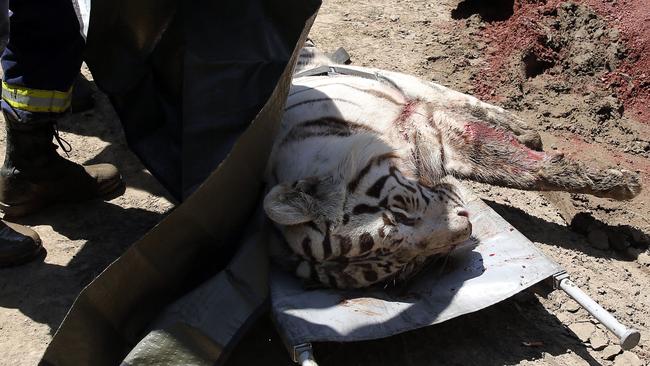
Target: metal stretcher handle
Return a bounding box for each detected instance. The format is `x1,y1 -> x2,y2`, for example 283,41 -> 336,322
293,343 -> 319,366
554,272 -> 641,350
298,351 -> 318,366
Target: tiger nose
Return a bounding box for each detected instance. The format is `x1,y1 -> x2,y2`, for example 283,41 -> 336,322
457,209 -> 469,218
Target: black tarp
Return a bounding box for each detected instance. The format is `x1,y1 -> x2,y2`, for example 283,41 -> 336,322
41,0 -> 320,365
85,0 -> 320,201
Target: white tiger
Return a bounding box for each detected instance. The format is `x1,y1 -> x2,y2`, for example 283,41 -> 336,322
263,43 -> 641,289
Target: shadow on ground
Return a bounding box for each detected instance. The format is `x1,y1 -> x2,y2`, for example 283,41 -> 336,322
485,200 -> 649,260
227,292 -> 600,366
0,200 -> 167,332
451,0 -> 514,22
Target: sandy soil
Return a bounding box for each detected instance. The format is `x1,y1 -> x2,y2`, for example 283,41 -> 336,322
1,0 -> 649,365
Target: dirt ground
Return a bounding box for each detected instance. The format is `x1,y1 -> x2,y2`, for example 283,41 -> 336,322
1,0 -> 649,365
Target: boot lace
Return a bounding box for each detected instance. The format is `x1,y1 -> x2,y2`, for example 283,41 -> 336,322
52,123 -> 73,158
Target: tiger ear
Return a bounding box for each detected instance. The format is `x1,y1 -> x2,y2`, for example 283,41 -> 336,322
264,176 -> 343,225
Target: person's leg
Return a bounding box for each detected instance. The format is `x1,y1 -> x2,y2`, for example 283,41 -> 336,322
0,0 -> 123,264
2,0 -> 84,95
0,0 -> 123,219
2,0 -> 94,113
0,0 -> 41,265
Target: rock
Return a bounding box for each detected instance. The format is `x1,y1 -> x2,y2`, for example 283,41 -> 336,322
637,252 -> 650,267
588,228 -> 610,250
388,14 -> 400,22
601,345 -> 622,360
556,311 -> 572,324
561,2 -> 578,12
554,353 -> 590,366
568,322 -> 596,342
613,351 -> 643,366
562,300 -> 581,313
589,329 -> 609,350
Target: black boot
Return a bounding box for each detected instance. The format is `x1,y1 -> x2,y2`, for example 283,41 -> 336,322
0,219 -> 42,267
0,110 -> 123,217
70,74 -> 95,113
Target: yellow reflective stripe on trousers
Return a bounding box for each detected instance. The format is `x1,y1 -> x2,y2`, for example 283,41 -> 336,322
1,82 -> 72,113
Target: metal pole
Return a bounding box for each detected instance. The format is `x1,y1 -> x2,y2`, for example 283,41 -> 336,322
297,350 -> 319,366
293,343 -> 319,366
554,272 -> 641,350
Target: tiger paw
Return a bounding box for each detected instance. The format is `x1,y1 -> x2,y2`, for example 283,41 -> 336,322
588,169 -> 642,200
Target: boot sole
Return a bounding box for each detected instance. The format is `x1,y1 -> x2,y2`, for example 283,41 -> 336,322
0,200 -> 46,219
0,176 -> 125,218
0,243 -> 45,268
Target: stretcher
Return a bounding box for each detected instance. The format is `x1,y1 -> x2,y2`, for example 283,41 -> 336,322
269,182 -> 640,365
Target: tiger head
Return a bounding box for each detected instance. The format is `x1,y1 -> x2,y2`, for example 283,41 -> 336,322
264,135 -> 472,289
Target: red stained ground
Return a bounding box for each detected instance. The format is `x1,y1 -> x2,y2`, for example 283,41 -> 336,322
472,0 -> 650,122
589,0 -> 650,122
472,0 -> 562,102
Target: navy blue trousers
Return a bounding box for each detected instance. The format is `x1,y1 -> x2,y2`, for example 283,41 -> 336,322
1,0 -> 84,119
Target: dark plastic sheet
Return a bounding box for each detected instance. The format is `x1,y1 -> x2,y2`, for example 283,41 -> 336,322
84,0 -> 320,200
41,1 -> 320,365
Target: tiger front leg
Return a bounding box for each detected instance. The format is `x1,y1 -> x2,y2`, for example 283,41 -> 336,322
459,102 -> 543,151
433,111 -> 642,200
432,87 -> 543,150
535,154 -> 641,200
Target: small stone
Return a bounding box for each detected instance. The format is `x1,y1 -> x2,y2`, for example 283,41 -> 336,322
601,345 -> 622,360
637,252 -> 650,266
555,353 -> 590,366
589,329 -> 609,350
563,301 -> 581,313
389,14 -> 400,22
568,322 -> 596,342
613,351 -> 643,366
556,311 -> 572,324
587,228 -> 610,250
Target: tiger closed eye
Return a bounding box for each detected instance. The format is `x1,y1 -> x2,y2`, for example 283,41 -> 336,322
392,211 -> 418,226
